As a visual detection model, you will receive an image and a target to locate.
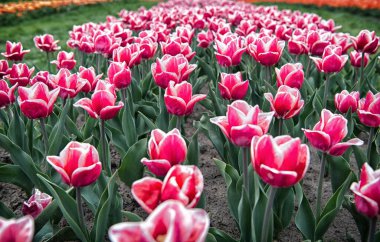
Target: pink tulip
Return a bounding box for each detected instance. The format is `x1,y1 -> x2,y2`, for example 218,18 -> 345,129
0,60 -> 9,78
275,63 -> 304,89
135,37 -> 158,60
218,72 -> 249,100
109,200 -> 209,242
197,30 -> 214,48
132,165 -> 204,213
51,51 -> 76,70
78,35 -> 95,54
248,36 -> 285,66
164,81 -> 206,116
78,66 -> 102,93
351,30 -> 379,54
357,91 -> 380,127
18,82 -> 60,119
306,31 -> 331,56
318,19 -> 341,32
210,100 -> 274,147
288,34 -> 308,56
141,128 -> 187,177
335,90 -> 360,113
94,31 -> 119,56
303,109 -> 363,156
107,62 -> 132,90
1,41 -> 30,62
349,50 -> 369,68
46,141 -> 102,187
160,37 -> 195,61
175,25 -> 195,44
30,71 -> 54,88
251,135 -> 310,187
74,80 -> 123,120
151,54 -> 196,89
6,63 -> 34,87
264,85 -> 304,119
112,44 -> 142,67
331,33 -> 353,54
22,189 -> 52,218
236,20 -> 257,37
0,216 -> 34,242
49,68 -> 85,99
0,79 -> 17,109
310,45 -> 348,73
350,163 -> 380,218
34,34 -> 60,52
214,36 -> 246,67
275,25 -> 292,41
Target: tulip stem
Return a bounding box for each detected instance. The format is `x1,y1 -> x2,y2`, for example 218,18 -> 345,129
316,152 -> 327,220
100,119 -> 111,176
367,127 -> 375,167
323,74 -> 330,108
39,118 -> 49,156
262,186 -> 277,242
278,118 -> 283,136
96,54 -> 102,74
368,217 -> 377,242
176,116 -> 182,132
76,187 -> 87,237
305,57 -> 311,78
359,51 -> 365,93
6,106 -> 12,125
46,52 -> 52,73
242,147 -> 250,193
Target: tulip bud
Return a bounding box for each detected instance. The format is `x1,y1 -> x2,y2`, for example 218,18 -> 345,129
248,36 -> 285,66
351,30 -> 379,54
22,189 -> 52,218
334,90 -> 360,113
51,51 -> 76,70
357,91 -> 380,127
107,62 -> 132,90
214,36 -> 246,67
218,72 -> 249,100
275,63 -> 304,89
349,50 -> 369,68
0,60 -> 9,79
310,45 -> 348,73
0,79 -> 17,109
1,41 -> 30,62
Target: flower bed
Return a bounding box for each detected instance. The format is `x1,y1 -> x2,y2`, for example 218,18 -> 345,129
0,0 -> 380,241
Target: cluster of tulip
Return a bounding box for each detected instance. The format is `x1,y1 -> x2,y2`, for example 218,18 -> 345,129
0,0 -> 380,241
246,0 -> 380,10
0,0 -> 112,16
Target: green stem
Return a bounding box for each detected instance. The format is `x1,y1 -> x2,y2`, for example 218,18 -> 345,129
323,74 -> 330,109
305,57 -> 311,78
100,119 -> 111,176
76,187 -> 87,237
96,54 -> 102,74
316,152 -> 327,220
359,51 -> 365,93
176,116 -> 182,131
368,217 -> 377,242
6,106 -> 12,126
242,147 -> 250,193
278,118 -> 283,136
367,127 -> 375,167
46,52 -> 52,73
39,118 -> 49,155
262,186 -> 277,242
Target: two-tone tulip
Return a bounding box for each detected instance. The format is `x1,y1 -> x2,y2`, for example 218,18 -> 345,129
107,62 -> 132,90
49,68 -> 85,99
218,72 -> 249,100
351,30 -> 379,54
0,79 -> 17,109
51,51 -> 76,71
1,41 -> 30,62
0,216 -> 34,242
248,36 -> 285,66
0,60 -> 9,78
160,37 -> 195,61
22,189 -> 52,218
349,50 -> 369,68
78,66 -> 102,93
357,91 -> 380,127
6,63 -> 34,86
275,63 -> 304,89
34,34 -> 60,52
112,44 -> 142,67
214,36 -> 246,67
310,45 -> 348,73
334,90 -> 360,113
197,30 -> 214,48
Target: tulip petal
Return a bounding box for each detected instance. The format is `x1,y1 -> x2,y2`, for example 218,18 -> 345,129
99,101 -> 124,120
141,158 -> 172,177
328,138 -> 364,156
74,98 -> 98,119
303,129 -> 331,152
71,162 -> 102,187
259,164 -> 298,188
132,177 -> 163,213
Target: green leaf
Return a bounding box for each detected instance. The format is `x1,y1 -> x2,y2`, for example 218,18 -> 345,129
208,228 -> 237,242
121,211 -> 143,222
8,107 -> 26,150
206,233 -> 217,242
238,186 -> 252,242
48,102 -> 70,156
274,188 -> 294,234
137,111 -> 157,130
187,131 -> 199,166
352,146 -> 367,174
34,200 -> 60,233
252,187 -> 269,242
208,83 -> 223,116
0,163 -> 33,193
45,227 -> 77,242
38,175 -> 88,242
294,183 -> 315,240
122,106 -> 137,147
82,117 -> 97,140
327,156 -> 352,192
118,138 -> 147,187
198,115 -> 226,161
195,55 -> 216,81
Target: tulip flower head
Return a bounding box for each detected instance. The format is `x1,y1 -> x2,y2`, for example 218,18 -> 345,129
334,90 -> 360,113
351,30 -> 379,54
107,61 -> 132,90
303,109 -> 363,156
34,34 -> 60,52
46,141 -> 102,187
214,35 -> 246,67
142,128 -> 187,177
349,50 -> 369,68
49,68 -> 86,99
6,63 -> 34,87
1,41 -> 30,62
0,79 -> 17,109
251,134 -> 310,187
78,66 -> 103,93
211,100 -> 274,147
22,189 -> 52,218
51,51 -> 76,70
248,36 -> 285,66
310,45 -> 348,73
0,60 -> 9,79
275,63 -> 304,89
357,91 -> 380,127
109,200 -> 209,242
0,216 -> 34,242
218,72 -> 249,100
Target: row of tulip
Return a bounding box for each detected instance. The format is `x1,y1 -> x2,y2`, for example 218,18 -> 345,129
0,0 -> 380,241
246,0 -> 380,10
0,0 -> 112,16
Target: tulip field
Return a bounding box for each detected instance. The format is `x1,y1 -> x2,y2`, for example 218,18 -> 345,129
0,0 -> 380,241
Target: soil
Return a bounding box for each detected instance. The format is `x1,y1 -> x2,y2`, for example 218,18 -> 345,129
0,102 -> 367,242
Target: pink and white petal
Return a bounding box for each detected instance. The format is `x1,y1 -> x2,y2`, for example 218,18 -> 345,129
46,156 -> 71,185
141,158 -> 172,177
328,138 -> 364,156
131,177 -> 163,213
303,129 -> 331,152
164,95 -> 187,116
99,102 -> 124,120
74,98 -> 98,119
259,164 -> 299,187
71,162 -> 102,187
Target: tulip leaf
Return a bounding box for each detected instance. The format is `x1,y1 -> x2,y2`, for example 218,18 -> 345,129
206,233 -> 217,242
168,115 -> 178,130
208,228 -> 238,242
252,187 -> 272,242
195,55 -> 216,81
121,211 -> 143,222
48,102 -> 70,156
38,175 -> 89,242
65,116 -> 84,141
0,163 -> 33,193
315,172 -> 354,240
294,183 -> 315,240
238,185 -> 252,242
81,185 -> 99,213
198,114 -> 226,161
118,138 -> 147,187
140,70 -> 153,97
8,107 -> 26,150
208,83 -> 223,116
138,111 -> 157,130
273,187 -> 295,234
327,156 -> 352,192
122,105 -> 137,147
352,146 -> 367,174
157,89 -> 169,131
43,226 -> 77,242
0,201 -> 14,219
187,130 -> 199,166
34,199 -> 60,233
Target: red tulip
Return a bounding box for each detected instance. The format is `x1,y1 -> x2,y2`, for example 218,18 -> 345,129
0,79 -> 17,109
335,90 -> 360,113
236,20 -> 257,37
135,37 -> 158,60
107,62 -> 132,90
74,80 -> 123,120
349,50 -> 369,68
132,165 -> 204,213
275,63 -> 304,89
94,31 -> 120,56
351,30 -> 379,54
22,189 -> 52,218
248,36 -> 285,66
151,54 -> 196,89
51,51 -> 76,71
0,60 -> 9,78
288,34 -> 308,56
34,34 -> 60,52
78,66 -> 102,93
112,44 -> 142,67
0,216 -> 34,242
1,41 -> 30,62
214,35 -> 246,67
164,81 -> 206,116
30,71 -> 54,88
18,82 -> 60,119
306,31 -> 331,56
46,141 -> 102,187
310,45 -> 348,73
357,91 -> 380,127
49,68 -> 85,99
210,100 -> 274,147
350,163 -> 380,218
160,37 -> 195,61
264,85 -> 304,119
303,109 -> 363,156
331,33 -> 353,54
109,200 -> 209,242
141,128 -> 187,177
6,63 -> 34,87
218,72 -> 249,100
318,19 -> 341,32
175,25 -> 195,44
197,30 -> 214,48
251,135 -> 310,187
